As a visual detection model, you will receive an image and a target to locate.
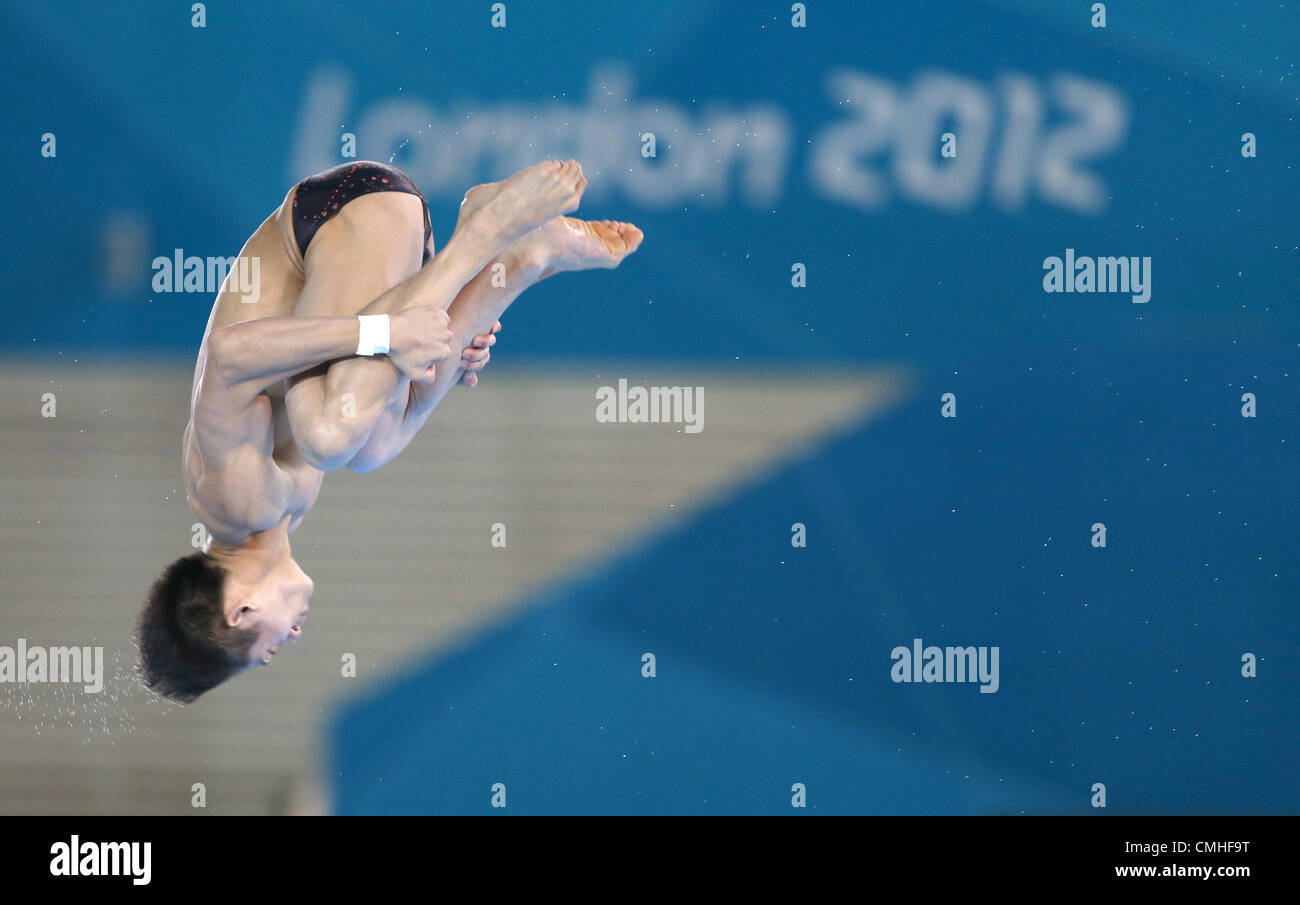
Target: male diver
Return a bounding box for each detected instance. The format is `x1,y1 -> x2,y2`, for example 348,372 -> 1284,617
137,159 -> 643,701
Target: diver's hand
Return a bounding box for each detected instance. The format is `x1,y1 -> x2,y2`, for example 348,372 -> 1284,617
458,321 -> 502,387
388,307 -> 454,383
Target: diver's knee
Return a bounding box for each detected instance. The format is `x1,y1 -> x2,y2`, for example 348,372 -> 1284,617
344,445 -> 387,474
297,417 -> 368,471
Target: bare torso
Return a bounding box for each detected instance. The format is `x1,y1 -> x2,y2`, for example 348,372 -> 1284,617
183,188 -> 323,545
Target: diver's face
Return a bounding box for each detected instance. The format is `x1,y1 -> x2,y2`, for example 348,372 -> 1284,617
228,559 -> 313,666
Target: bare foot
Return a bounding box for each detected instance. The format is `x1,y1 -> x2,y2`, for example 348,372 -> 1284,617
456,160 -> 588,244
514,217 -> 645,278
455,181 -> 505,233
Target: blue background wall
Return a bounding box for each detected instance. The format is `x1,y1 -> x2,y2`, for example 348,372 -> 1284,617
3,0 -> 1295,813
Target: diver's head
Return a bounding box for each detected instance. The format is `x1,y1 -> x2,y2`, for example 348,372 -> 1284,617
220,550 -> 312,666
136,547 -> 311,702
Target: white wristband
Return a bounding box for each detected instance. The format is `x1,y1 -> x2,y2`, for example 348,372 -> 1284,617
356,314 -> 390,356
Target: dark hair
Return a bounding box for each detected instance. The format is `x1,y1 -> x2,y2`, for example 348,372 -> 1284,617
136,552 -> 257,702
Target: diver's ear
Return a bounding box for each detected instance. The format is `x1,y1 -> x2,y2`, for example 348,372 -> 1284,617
227,601 -> 258,628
